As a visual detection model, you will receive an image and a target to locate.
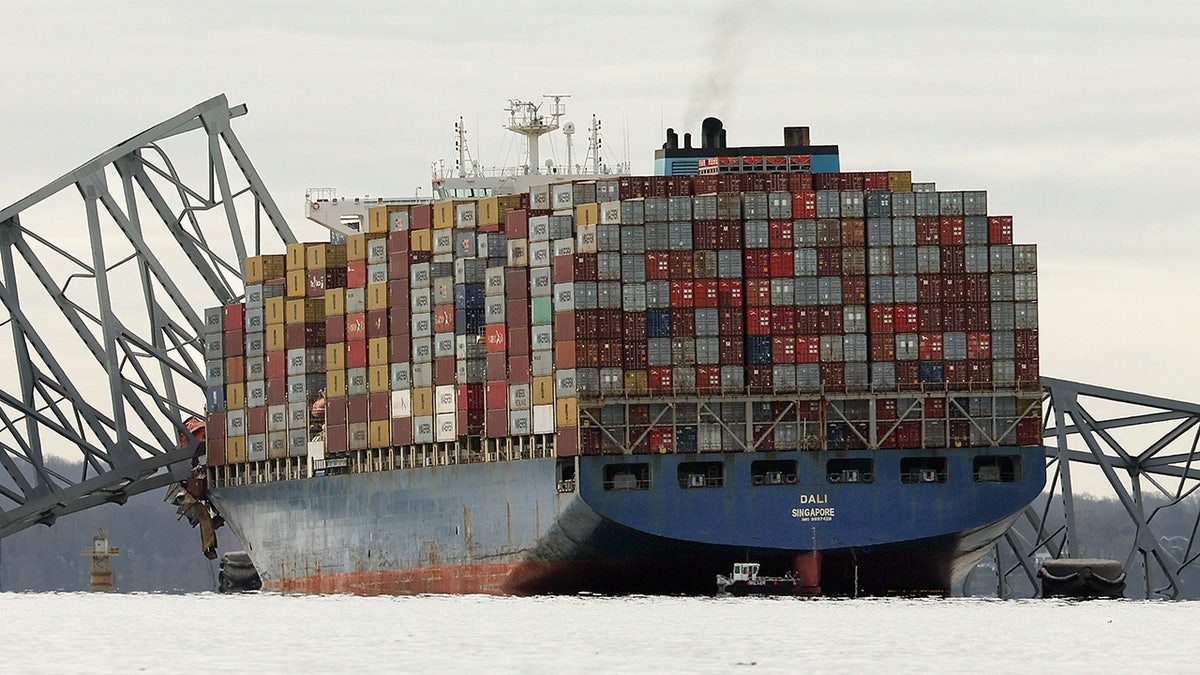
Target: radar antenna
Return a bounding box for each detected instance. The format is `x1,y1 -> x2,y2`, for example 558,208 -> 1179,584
505,95 -> 570,175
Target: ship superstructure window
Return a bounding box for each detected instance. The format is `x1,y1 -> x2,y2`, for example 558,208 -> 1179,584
900,457 -> 948,484
678,461 -> 724,488
826,458 -> 874,484
603,463 -> 651,491
557,458 -> 577,493
751,460 -> 797,486
973,455 -> 1020,483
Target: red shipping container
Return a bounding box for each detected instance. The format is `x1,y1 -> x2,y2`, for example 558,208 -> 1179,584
718,337 -> 744,364
223,356 -> 245,383
943,302 -> 967,331
896,421 -> 922,449
286,322 -> 326,348
718,308 -> 743,336
556,311 -> 578,339
871,334 -> 895,361
796,307 -> 819,335
744,279 -> 771,307
693,220 -> 720,249
863,171 -> 889,190
369,392 -> 390,421
485,380 -> 507,410
717,222 -> 743,249
326,398 -> 347,426
390,334 -> 411,362
966,303 -> 991,330
409,203 -> 432,230
433,305 -> 455,333
895,304 -> 919,332
870,304 -> 895,333
895,362 -> 920,389
223,303 -> 245,331
916,217 -> 941,245
1015,358 -> 1039,385
1017,417 -> 1041,445
266,350 -> 287,379
388,253 -> 409,281
367,310 -> 388,338
388,280 -> 410,308
924,396 -> 946,419
505,209 -> 529,238
1015,329 -> 1039,360
648,366 -> 673,394
768,220 -> 794,248
968,359 -> 992,385
789,172 -> 814,191
505,270 -> 529,299
768,249 -> 794,277
507,299 -> 530,327
820,363 -> 845,388
841,219 -> 865,247
813,172 -> 839,191
772,336 -> 796,363
670,280 -> 695,308
819,307 -> 843,334
744,307 -> 772,333
347,260 -> 367,288
816,247 -> 841,277
670,308 -> 696,335
718,279 -> 744,307
555,340 -> 577,369
919,333 -> 943,360
941,246 -> 966,275
508,327 -> 530,356
307,268 -> 347,298
876,398 -> 898,420
224,330 -> 245,358
746,365 -> 773,392
346,340 -> 368,368
646,252 -> 671,280
388,230 -> 410,254
266,378 -> 287,405
792,190 -> 817,218
842,276 -> 867,304
345,313 -> 367,341
390,417 -> 413,446
242,406 -> 265,435
838,172 -> 865,191
944,360 -> 970,385
576,340 -> 598,367
989,216 -> 1013,244
917,276 -> 942,304
669,251 -> 695,279
623,341 -> 648,370
696,365 -> 722,392
693,175 -> 719,194
485,324 -> 507,352
600,310 -> 625,339
943,275 -> 966,302
744,249 -> 770,278
694,280 -> 719,308
770,306 -> 796,334
597,340 -> 622,368
486,352 -> 507,380
796,336 -> 820,363
965,274 -> 990,303
624,312 -> 647,340
206,437 -> 226,466
485,409 -> 508,438
457,384 -> 484,411
434,356 -> 455,385
940,217 -> 965,245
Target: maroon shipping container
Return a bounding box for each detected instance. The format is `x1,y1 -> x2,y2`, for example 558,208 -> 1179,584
1015,329 -> 1039,360
648,366 -> 673,394
770,306 -> 796,334
505,270 -> 529,299
919,334 -> 944,360
576,340 -> 598,368
966,303 -> 991,330
967,332 -> 991,360
895,304 -> 919,332
895,362 -> 920,389
224,331 -> 245,358
346,340 -> 368,369
820,363 -> 845,388
245,406 -> 266,435
789,172 -> 814,191
597,340 -> 622,368
325,315 -> 345,344
670,308 -> 696,336
346,394 -> 369,424
670,280 -> 696,307
871,334 -> 895,361
916,217 -> 941,245
286,322 -> 326,348
207,437 -> 227,466
745,279 -> 771,307
944,360 -> 970,386
600,310 -> 625,339
870,305 -> 895,333
797,336 -> 819,363
772,336 -> 796,363
768,250 -> 794,277
369,392 -> 390,421
943,303 -> 968,332
693,220 -> 720,249
841,219 -> 865,247
223,303 -> 245,331
842,276 -> 866,304
207,412 -> 226,442
746,366 -> 773,393
747,308 -> 772,336
266,351 -> 287,379
485,380 -> 507,410
326,398 -> 347,426
486,352 -> 507,380
695,280 -> 719,308
646,252 -> 670,280
507,300 -> 530,327
624,312 -> 647,340
817,248 -> 842,277
668,251 -> 695,279
768,220 -> 794,248
796,308 -> 819,335
943,275 -> 966,302
388,229 -> 410,254
266,378 -> 287,405
367,310 -> 388,338
345,313 -> 367,341
719,308 -> 743,336
917,276 -> 942,304
693,175 -> 720,194
989,216 -> 1013,244
718,279 -> 744,307
940,217 -> 965,245
696,365 -> 722,392
792,190 -> 816,218
838,172 -> 865,191
410,204 -> 432,230
744,250 -> 770,279
390,417 -> 413,446
623,341 -> 648,370
813,172 -> 839,191
718,337 -> 744,364
717,222 -> 743,249
819,307 -> 843,334
326,424 -> 348,454
390,334 -> 411,362
433,305 -> 455,334
965,274 -> 990,303
508,355 -> 531,382
863,171 -> 889,190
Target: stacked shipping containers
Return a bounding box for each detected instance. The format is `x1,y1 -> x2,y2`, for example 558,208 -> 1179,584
204,170 -> 1039,468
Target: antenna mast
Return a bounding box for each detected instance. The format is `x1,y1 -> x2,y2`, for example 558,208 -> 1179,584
505,95 -> 570,175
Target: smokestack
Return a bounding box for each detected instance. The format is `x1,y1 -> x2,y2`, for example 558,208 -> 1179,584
684,132 -> 692,149
665,128 -> 679,150
784,126 -> 810,147
701,117 -> 724,150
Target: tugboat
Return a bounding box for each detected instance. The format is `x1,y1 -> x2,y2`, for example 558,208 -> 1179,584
716,562 -> 820,597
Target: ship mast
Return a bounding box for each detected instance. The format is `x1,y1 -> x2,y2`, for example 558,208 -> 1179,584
505,95 -> 569,175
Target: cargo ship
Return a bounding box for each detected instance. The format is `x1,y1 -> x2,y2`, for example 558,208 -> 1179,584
198,99 -> 1046,596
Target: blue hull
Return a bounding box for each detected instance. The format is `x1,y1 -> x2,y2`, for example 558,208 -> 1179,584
209,445 -> 1046,595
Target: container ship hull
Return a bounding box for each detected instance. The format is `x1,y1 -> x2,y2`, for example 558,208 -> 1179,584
209,445 -> 1045,596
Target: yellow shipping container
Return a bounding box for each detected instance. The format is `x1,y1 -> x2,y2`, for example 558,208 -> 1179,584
369,365 -> 390,393
347,233 -> 368,261
575,203 -> 600,227
285,298 -> 325,325
326,369 -> 347,398
264,297 -> 286,325
624,370 -> 649,396
244,254 -> 286,283
477,197 -> 500,227
369,420 -> 391,449
532,376 -> 555,406
368,338 -> 389,367
432,200 -> 455,229
410,229 -> 432,252
265,324 -> 286,351
225,383 -> 246,410
888,170 -> 913,193
556,398 -> 578,428
227,436 -> 248,464
368,205 -> 390,234
286,269 -> 307,298
286,242 -> 306,271
325,342 -> 345,371
412,387 -> 434,416
366,282 -> 389,311
324,287 -> 345,316
306,243 -> 347,270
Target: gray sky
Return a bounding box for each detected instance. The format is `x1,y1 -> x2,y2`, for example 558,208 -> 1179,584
2,1 -> 1198,468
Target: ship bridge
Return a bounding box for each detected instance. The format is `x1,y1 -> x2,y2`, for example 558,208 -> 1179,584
0,97 -> 1197,598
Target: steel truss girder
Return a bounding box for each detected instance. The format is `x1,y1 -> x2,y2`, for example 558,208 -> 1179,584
0,95 -> 296,538
987,377 -> 1200,599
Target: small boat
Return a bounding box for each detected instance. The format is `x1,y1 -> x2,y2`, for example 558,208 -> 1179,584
716,562 -> 820,597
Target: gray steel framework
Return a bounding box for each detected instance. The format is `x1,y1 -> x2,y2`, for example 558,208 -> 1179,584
983,377 -> 1200,599
0,95 -> 294,538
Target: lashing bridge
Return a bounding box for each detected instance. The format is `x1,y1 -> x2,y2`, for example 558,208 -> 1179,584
0,96 -> 1196,597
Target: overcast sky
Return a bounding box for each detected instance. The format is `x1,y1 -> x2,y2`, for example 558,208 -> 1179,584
2,1 -> 1198,481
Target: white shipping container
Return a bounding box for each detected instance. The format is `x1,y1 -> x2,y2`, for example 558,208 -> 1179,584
432,229 -> 454,255
226,409 -> 245,436
509,410 -> 531,436
551,183 -> 574,210
532,404 -> 555,434
455,202 -> 477,228
436,412 -> 457,442
247,434 -> 267,462
413,416 -> 435,444
530,267 -> 552,297
599,201 -> 622,224
530,241 -> 551,268
507,239 -> 529,267
509,383 -> 531,410
246,380 -> 266,406
529,215 -> 550,243
577,224 -> 598,253
529,184 -> 551,211
391,390 -> 412,418
485,267 -> 506,296
531,325 -> 554,351
553,238 -> 574,256
435,384 -> 456,414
